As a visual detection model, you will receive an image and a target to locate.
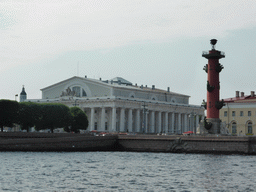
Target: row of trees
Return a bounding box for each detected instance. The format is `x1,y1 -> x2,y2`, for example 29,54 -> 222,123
0,100 -> 88,133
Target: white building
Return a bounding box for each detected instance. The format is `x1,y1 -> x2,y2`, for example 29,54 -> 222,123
27,76 -> 204,134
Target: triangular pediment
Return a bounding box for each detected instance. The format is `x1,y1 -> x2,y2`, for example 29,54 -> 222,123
40,76 -> 112,99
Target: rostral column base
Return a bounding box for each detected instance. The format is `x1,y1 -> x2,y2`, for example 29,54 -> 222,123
206,118 -> 221,134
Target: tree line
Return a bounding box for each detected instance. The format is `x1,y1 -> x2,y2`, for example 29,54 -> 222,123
0,99 -> 88,133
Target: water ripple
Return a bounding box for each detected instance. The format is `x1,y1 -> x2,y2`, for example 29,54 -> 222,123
0,152 -> 256,191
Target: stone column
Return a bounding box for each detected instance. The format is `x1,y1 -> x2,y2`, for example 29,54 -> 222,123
128,108 -> 133,133
136,109 -> 140,132
101,107 -> 105,131
150,111 -> 155,133
111,107 -> 116,132
90,107 -> 95,131
145,111 -> 149,133
196,115 -> 199,134
184,114 -> 188,132
178,113 -> 181,134
120,108 -> 125,132
187,114 -> 190,131
165,112 -> 168,134
189,113 -> 194,132
157,111 -> 162,133
180,114 -> 183,133
171,112 -> 175,134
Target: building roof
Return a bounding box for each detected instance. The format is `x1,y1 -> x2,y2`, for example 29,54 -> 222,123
40,76 -> 189,97
224,93 -> 256,103
109,77 -> 132,85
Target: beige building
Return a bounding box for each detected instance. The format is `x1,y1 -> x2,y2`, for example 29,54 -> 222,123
220,91 -> 256,135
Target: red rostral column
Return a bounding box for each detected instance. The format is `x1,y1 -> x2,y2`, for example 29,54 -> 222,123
202,39 -> 225,134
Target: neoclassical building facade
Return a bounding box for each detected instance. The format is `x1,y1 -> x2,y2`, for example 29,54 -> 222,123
220,91 -> 256,135
27,76 -> 204,134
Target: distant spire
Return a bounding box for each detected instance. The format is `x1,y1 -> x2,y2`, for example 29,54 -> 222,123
20,85 -> 27,102
20,85 -> 27,95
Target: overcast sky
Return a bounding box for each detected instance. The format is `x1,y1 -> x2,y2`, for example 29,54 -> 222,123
1,0 -> 256,105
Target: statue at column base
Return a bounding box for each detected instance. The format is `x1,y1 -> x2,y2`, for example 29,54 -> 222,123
197,118 -> 225,135
197,120 -> 209,135
220,121 -> 230,135
206,118 -> 221,134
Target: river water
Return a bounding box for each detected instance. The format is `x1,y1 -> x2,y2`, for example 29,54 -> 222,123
0,152 -> 255,191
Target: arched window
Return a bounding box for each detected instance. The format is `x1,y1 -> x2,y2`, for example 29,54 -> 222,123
247,121 -> 252,134
231,122 -> 237,134
72,86 -> 87,97
72,86 -> 81,97
82,89 -> 87,97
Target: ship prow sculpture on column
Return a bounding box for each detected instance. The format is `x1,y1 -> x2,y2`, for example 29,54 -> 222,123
199,39 -> 228,135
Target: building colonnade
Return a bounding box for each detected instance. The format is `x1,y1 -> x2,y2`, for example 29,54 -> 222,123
84,101 -> 203,134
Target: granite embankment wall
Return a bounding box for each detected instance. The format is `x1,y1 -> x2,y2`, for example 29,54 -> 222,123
0,132 -> 118,152
117,135 -> 256,154
1,133 -> 256,154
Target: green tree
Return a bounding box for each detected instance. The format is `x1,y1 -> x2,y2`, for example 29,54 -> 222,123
68,107 -> 88,133
0,100 -> 19,132
18,102 -> 41,132
35,103 -> 72,133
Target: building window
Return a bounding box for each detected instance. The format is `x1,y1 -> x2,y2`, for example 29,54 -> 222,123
95,110 -> 97,113
105,122 -> 108,130
240,111 -> 244,117
82,89 -> 87,97
224,111 -> 227,117
248,122 -> 252,134
248,111 -> 251,116
232,111 -> 236,117
231,122 -> 237,133
72,86 -> 81,97
94,122 -> 97,130
70,86 -> 87,97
